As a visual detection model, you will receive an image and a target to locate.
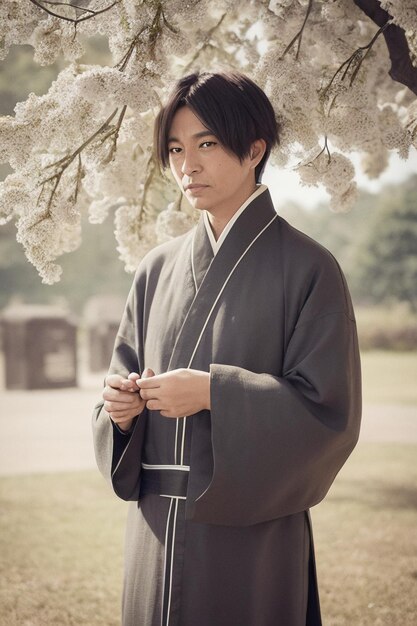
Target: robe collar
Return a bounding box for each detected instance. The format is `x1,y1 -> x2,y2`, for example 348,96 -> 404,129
203,184 -> 268,256
167,185 -> 278,372
191,184 -> 276,293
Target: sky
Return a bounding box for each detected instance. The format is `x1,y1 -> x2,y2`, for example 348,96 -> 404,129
264,146 -> 417,210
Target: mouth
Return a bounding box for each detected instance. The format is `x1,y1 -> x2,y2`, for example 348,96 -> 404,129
184,184 -> 209,192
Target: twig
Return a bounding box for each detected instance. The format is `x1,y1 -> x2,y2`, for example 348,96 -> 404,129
114,25 -> 148,72
43,108 -> 118,173
42,1 -> 95,14
405,118 -> 417,143
114,2 -> 178,70
281,0 -> 313,60
29,0 -> 119,24
321,21 -> 390,102
295,135 -> 331,171
101,105 -> 127,163
140,157 -> 156,216
316,135 -> 331,164
354,0 -> 417,95
74,153 -> 83,202
35,107 -> 120,219
183,12 -> 227,71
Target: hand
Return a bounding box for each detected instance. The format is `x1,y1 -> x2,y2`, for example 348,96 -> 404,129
136,368 -> 210,418
103,368 -> 155,431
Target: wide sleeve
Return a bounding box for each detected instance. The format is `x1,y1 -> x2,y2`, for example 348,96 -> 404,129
188,292 -> 361,526
92,271 -> 148,501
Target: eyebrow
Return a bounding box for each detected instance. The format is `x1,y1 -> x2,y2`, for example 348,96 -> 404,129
167,130 -> 216,144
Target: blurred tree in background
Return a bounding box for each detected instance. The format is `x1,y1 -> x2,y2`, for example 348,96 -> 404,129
284,174 -> 417,308
352,177 -> 417,308
0,212 -> 132,313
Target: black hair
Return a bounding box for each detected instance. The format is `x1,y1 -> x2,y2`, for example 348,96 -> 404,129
154,71 -> 280,182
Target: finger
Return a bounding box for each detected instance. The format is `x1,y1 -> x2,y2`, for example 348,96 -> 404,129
142,367 -> 156,378
103,387 -> 138,403
146,400 -> 166,411
103,388 -> 138,402
160,410 -> 180,418
108,411 -> 130,419
110,414 -> 134,424
136,376 -> 161,389
121,373 -> 140,391
104,400 -> 139,413
105,374 -> 125,389
108,407 -> 141,419
112,418 -> 132,431
139,389 -> 160,401
118,374 -> 138,392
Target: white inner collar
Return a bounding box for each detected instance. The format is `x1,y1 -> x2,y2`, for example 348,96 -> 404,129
203,184 -> 268,256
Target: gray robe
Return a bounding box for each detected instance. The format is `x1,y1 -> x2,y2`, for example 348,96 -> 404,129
92,187 -> 361,626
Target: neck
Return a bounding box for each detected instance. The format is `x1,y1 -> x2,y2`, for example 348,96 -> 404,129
207,182 -> 259,241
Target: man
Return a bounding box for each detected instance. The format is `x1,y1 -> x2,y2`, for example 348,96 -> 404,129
92,71 -> 361,626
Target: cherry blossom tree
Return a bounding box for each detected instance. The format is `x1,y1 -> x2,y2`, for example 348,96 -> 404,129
0,0 -> 416,283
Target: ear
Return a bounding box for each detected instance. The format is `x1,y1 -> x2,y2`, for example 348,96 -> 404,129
249,139 -> 267,169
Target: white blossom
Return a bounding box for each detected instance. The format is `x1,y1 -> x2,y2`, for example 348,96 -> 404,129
378,105 -> 411,158
296,150 -> 357,210
0,0 -> 40,61
0,0 -> 416,281
379,1 -> 417,34
0,174 -> 33,224
361,147 -> 390,179
114,204 -> 157,272
88,196 -> 115,224
15,193 -> 82,284
268,0 -> 297,19
330,180 -> 359,213
74,66 -> 159,112
261,55 -> 321,152
321,153 -> 356,195
156,201 -> 196,243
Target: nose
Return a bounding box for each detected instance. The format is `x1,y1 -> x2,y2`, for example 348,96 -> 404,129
180,149 -> 202,177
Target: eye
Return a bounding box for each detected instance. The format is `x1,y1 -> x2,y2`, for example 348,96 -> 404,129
200,141 -> 216,148
168,146 -> 182,154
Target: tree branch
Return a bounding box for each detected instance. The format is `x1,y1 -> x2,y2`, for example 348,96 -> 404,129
114,2 -> 178,70
42,1 -> 95,14
353,0 -> 417,95
29,0 -> 119,24
320,21 -> 390,110
34,2 -> 170,217
36,107 -> 120,219
281,0 -> 313,60
295,135 -> 331,171
182,12 -> 227,72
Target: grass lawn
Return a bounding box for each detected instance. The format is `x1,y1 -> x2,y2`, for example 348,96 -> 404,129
1,442 -> 416,625
0,473 -> 127,626
360,351 -> 417,405
312,442 -> 417,625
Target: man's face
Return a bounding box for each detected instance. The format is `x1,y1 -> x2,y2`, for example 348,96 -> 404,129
168,106 -> 257,215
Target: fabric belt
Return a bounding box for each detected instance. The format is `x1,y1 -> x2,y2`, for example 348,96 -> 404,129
139,463 -> 189,499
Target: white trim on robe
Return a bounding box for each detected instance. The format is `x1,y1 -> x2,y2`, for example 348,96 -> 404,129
141,463 -> 190,472
161,184 -> 278,626
161,498 -> 174,626
203,183 -> 268,255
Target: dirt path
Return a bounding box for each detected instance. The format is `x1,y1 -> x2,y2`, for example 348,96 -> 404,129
0,383 -> 416,476
359,402 -> 417,443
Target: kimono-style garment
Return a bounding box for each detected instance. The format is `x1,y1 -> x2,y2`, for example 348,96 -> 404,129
92,184 -> 361,626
